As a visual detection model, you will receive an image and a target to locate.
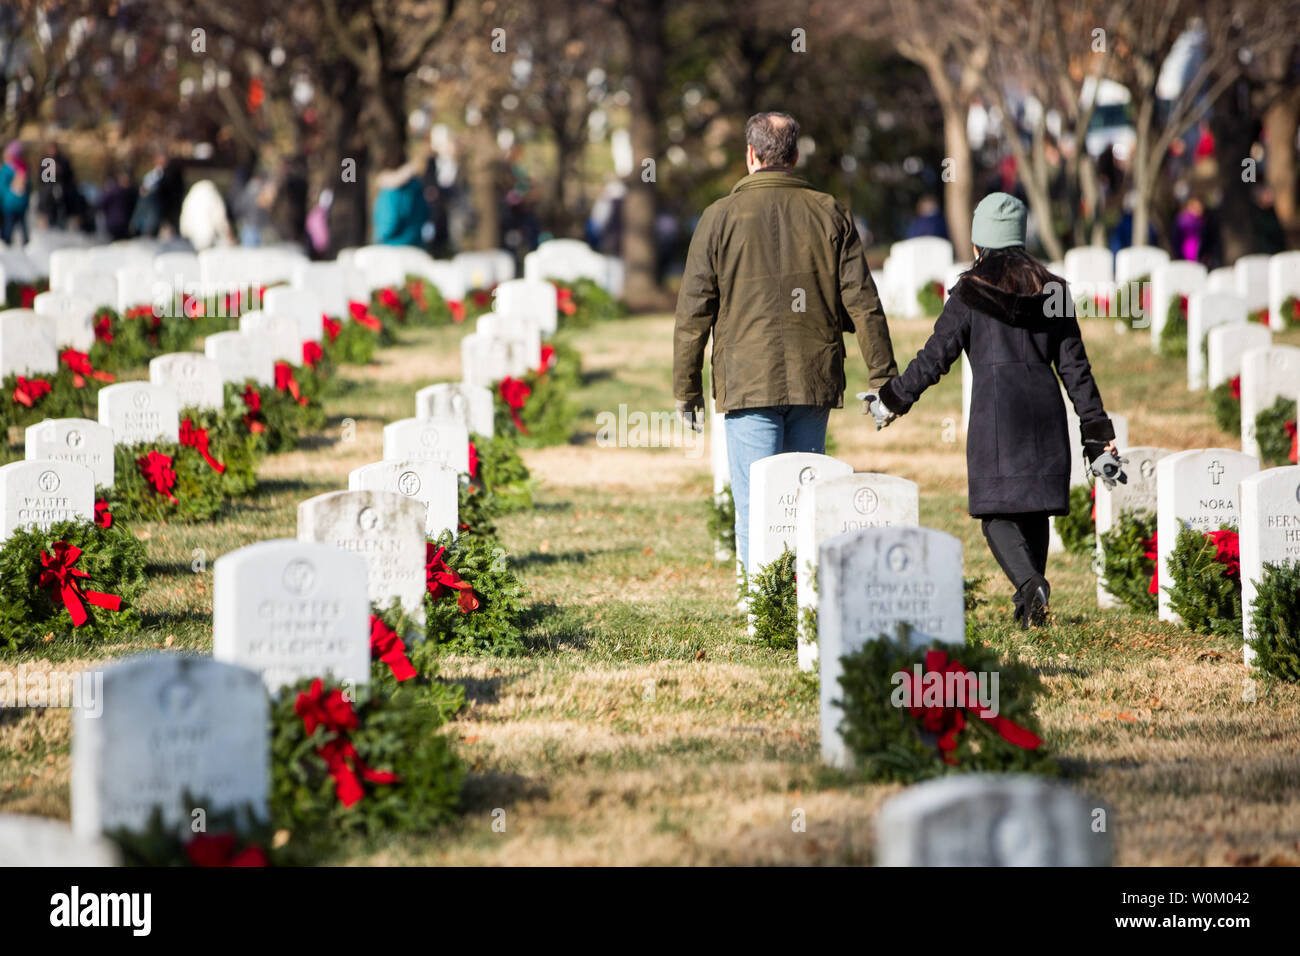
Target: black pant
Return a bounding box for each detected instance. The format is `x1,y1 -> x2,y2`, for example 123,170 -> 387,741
981,512 -> 1050,590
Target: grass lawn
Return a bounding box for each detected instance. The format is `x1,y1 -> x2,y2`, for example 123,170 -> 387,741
3,311 -> 1299,865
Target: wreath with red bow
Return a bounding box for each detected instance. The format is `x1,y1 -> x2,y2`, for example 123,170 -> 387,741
420,530 -> 526,655
491,340 -> 581,447
1166,524 -> 1242,637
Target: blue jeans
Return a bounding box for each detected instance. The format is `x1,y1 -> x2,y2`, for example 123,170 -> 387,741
726,404 -> 830,573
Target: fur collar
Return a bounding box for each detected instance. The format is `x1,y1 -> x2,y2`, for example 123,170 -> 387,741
951,275 -> 1068,328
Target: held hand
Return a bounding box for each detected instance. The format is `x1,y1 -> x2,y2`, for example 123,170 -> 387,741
855,391 -> 897,431
675,399 -> 705,433
1086,443 -> 1129,489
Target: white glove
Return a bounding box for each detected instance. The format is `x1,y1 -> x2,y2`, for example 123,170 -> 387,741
856,391 -> 897,431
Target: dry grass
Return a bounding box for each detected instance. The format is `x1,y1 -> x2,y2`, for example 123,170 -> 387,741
3,312 -> 1300,866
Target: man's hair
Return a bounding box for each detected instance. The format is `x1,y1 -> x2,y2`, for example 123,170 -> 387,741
745,112 -> 799,167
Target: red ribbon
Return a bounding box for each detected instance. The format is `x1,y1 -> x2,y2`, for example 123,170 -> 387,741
94,499 -> 113,529
556,286 -> 576,316
1286,420 -> 1298,464
60,348 -> 114,388
1089,484 -> 1096,522
1229,375 -> 1241,401
94,312 -> 114,343
322,315 -> 341,342
241,384 -> 266,434
1142,532 -> 1159,595
378,288 -> 403,313
180,418 -> 226,473
1205,529 -> 1240,579
20,285 -> 37,309
302,340 -> 323,369
348,301 -> 382,331
185,833 -> 269,867
447,300 -> 466,323
295,679 -> 399,808
38,541 -> 123,627
538,344 -> 556,376
426,543 -> 479,612
369,615 -> 416,682
12,375 -> 51,408
467,441 -> 479,480
897,649 -> 1042,765
406,279 -> 428,310
274,361 -> 309,406
138,450 -> 179,502
499,377 -> 531,434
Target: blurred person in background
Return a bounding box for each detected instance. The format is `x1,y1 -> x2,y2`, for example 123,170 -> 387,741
233,164 -> 276,247
98,167 -> 137,240
272,155 -> 309,250
36,142 -> 82,229
180,179 -> 234,250
1172,194 -> 1206,262
1,141 -> 31,243
306,188 -> 332,259
905,195 -> 948,240
131,152 -> 171,237
372,147 -> 429,248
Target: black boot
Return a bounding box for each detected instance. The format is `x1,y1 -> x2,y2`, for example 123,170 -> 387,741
1015,576 -> 1051,628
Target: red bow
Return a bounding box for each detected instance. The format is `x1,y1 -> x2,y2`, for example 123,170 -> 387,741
20,285 -> 37,309
538,344 -> 556,376
499,377 -> 531,434
295,679 -> 399,808
1142,532 -> 1159,595
185,833 -> 269,867
369,615 -> 416,682
447,300 -> 466,323
467,441 -> 479,480
1205,529 -> 1240,579
322,315 -> 341,342
12,375 -> 51,408
38,541 -> 123,627
94,499 -> 113,529
1089,484 -> 1096,522
406,279 -> 428,310
472,290 -> 491,307
1177,294 -> 1189,321
556,286 -> 576,316
183,293 -> 204,319
378,288 -> 403,312
60,348 -> 114,387
348,300 -> 382,331
180,418 -> 226,473
138,450 -> 178,502
274,361 -> 309,406
426,543 -> 479,612
897,649 -> 1042,765
1229,375 -> 1241,401
241,384 -> 266,434
302,340 -> 323,369
93,312 -> 114,343
1286,420 -> 1298,464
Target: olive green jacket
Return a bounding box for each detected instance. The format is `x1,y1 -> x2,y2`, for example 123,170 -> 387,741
673,170 -> 898,412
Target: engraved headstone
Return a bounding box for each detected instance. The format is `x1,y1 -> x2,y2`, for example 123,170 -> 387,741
149,352 -> 225,413
0,459 -> 95,541
24,418 -> 115,489
204,330 -> 275,386
1206,323 -> 1271,390
96,381 -> 180,446
1239,466 -> 1300,666
32,291 -> 96,351
1094,446 -> 1173,607
382,418 -> 471,474
747,453 -> 853,574
415,382 -> 495,439
1186,291 -> 1247,390
1239,346 -> 1300,460
0,814 -> 120,866
348,459 -> 458,539
0,309 -> 59,379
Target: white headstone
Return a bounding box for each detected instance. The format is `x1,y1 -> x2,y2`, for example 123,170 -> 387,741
382,418 -> 471,474
0,309 -> 58,378
1234,253 -> 1270,314
415,382 -> 495,439
1156,448 -> 1259,623
875,775 -> 1113,866
114,265 -> 160,314
1186,291 -> 1247,390
349,459 -> 458,538
884,237 -> 954,318
96,381 -> 180,446
262,285 -> 324,343
1094,446 -> 1172,607
1240,346 -> 1300,460
0,459 -> 95,541
239,310 -> 302,364
1114,245 -> 1169,285
1266,251 -> 1300,333
66,270 -> 118,312
747,453 -> 853,573
0,814 -> 120,867
460,331 -> 513,387
298,491 -> 428,619
477,312 -> 542,371
1206,323 -> 1271,390
795,473 -> 920,671
493,278 -> 559,337
24,418 -> 115,489
213,539 -> 371,693
204,330 -> 275,386
818,526 -> 964,767
32,291 -> 95,351
1063,246 -> 1114,312
149,352 -> 225,413
1207,265 -> 1236,294
1149,260 -> 1207,350
1240,465 -> 1300,666
71,655 -> 269,838
291,261 -> 365,317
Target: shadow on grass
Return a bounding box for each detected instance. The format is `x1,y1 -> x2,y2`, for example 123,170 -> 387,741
458,770 -> 550,813
520,602 -> 594,653
511,549 -> 595,570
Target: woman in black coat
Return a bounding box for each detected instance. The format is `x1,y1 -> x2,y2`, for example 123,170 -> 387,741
868,193 -> 1120,626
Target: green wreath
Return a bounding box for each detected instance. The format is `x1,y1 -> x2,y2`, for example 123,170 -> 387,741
1158,294 -> 1188,358
1056,483 -> 1096,557
1166,524 -> 1241,636
1097,510 -> 1158,613
421,530 -> 527,656
1248,560 -> 1300,682
1208,377 -> 1241,436
749,548 -> 797,650
1254,395 -> 1297,468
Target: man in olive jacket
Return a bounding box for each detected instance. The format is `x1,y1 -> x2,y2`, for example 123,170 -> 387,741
673,112 -> 899,572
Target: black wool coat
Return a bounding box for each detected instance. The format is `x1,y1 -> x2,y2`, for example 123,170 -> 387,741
880,276 -> 1115,518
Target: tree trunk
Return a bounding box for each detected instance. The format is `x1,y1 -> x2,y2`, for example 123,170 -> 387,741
469,123 -> 500,251
324,67 -> 369,253
620,0 -> 670,310
1264,94 -> 1300,247
1212,79 -> 1259,263
941,102 -> 973,257
1131,97 -> 1153,251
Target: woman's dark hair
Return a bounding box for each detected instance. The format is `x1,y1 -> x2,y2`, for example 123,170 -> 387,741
963,246 -> 1059,296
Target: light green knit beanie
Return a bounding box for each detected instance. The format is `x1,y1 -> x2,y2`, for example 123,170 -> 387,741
971,192 -> 1027,249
